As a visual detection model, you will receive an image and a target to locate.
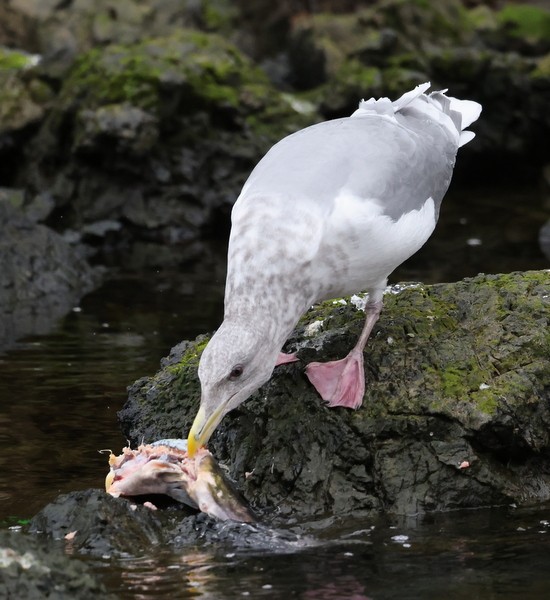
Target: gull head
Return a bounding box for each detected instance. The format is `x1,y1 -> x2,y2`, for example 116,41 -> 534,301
187,320 -> 278,456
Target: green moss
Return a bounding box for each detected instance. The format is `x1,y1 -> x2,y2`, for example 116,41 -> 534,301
437,365 -> 466,397
532,53 -> 550,79
167,338 -> 210,376
64,30 -> 266,114
470,389 -> 498,415
310,60 -> 382,114
380,0 -> 473,45
497,4 -> 550,41
0,49 -> 37,71
201,0 -> 238,31
244,90 -> 316,144
467,5 -> 498,31
428,46 -> 490,82
338,61 -> 381,90
426,361 -> 492,403
470,270 -> 550,294
0,73 -> 46,132
382,67 -> 427,97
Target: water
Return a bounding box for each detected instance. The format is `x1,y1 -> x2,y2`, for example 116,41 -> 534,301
0,255 -> 226,521
80,506 -> 550,599
0,183 -> 549,596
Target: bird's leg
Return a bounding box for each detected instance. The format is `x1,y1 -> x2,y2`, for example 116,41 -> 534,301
305,299 -> 383,409
275,352 -> 299,366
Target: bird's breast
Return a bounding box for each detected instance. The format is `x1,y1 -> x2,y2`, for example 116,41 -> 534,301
314,193 -> 437,298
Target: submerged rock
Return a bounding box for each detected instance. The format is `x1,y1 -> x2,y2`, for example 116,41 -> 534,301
119,270 -> 550,519
29,489 -> 166,557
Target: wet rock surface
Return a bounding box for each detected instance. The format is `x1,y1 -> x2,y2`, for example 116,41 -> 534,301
0,189 -> 103,350
28,488 -> 308,558
120,270 -> 550,519
0,529 -> 115,599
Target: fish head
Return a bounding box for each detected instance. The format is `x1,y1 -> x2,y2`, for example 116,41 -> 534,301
188,452 -> 256,523
188,321 -> 278,455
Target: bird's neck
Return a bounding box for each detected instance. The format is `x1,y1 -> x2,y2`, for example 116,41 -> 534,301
223,280 -> 312,350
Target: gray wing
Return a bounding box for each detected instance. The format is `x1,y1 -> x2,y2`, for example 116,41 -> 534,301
239,114 -> 458,221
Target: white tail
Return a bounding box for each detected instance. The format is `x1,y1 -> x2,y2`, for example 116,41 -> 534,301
352,82 -> 482,148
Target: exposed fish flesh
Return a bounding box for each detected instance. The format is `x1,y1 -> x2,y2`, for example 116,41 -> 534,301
105,439 -> 255,523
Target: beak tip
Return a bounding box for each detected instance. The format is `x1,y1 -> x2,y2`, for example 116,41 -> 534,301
187,403 -> 225,457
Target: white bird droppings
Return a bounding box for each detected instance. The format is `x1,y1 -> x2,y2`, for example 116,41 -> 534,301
305,320 -> 324,336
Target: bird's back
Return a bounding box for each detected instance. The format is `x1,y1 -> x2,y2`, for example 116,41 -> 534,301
239,115 -> 455,222
228,83 -> 481,302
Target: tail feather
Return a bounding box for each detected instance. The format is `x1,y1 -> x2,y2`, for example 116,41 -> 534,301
352,82 -> 482,148
448,96 -> 483,129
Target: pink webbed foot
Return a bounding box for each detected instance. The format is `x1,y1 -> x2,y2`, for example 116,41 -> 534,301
305,297 -> 383,409
275,352 -> 299,366
305,350 -> 365,409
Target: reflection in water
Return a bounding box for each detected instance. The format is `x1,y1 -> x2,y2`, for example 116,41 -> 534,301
118,551 -> 216,599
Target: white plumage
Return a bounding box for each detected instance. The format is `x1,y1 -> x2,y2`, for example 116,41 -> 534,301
187,83 -> 482,455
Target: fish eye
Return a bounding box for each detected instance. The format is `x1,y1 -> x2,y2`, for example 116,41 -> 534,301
228,364 -> 244,381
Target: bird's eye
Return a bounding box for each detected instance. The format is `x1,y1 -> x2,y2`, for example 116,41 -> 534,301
229,364 -> 244,381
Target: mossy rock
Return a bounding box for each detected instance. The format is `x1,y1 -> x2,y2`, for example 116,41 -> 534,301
0,47 -> 39,72
0,74 -> 52,134
0,48 -> 52,133
120,271 -> 550,520
373,0 -> 474,50
309,60 -> 383,117
472,4 -> 550,56
57,29 -> 317,145
287,0 -> 471,90
532,53 -> 550,80
497,4 -> 550,45
20,27 -> 318,236
63,30 -> 265,115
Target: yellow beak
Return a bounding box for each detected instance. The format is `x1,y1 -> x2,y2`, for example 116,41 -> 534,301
187,403 -> 226,457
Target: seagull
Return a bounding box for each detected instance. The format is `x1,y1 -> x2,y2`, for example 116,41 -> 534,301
187,82 -> 481,456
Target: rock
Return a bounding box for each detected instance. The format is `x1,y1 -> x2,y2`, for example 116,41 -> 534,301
0,530 -> 114,600
119,271 -> 550,520
28,488 -> 305,555
285,1 -> 550,165
73,103 -> 159,158
2,0 -> 241,80
0,191 -> 103,350
286,0 -> 472,90
19,29 -> 316,247
0,53 -> 49,135
29,489 -> 166,557
492,4 -> 550,56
